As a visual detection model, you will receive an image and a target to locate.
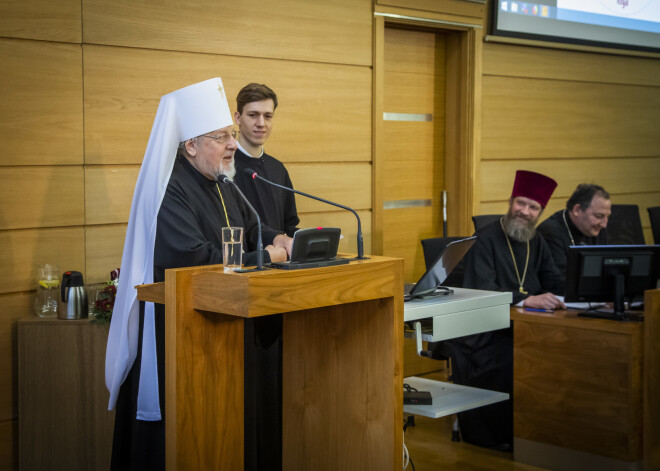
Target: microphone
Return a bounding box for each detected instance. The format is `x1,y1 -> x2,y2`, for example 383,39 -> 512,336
243,168 -> 367,260
217,174 -> 265,271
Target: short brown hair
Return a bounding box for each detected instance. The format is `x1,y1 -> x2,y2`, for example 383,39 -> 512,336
236,83 -> 278,114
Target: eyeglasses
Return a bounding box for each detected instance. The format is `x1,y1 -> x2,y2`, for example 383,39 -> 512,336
202,130 -> 239,144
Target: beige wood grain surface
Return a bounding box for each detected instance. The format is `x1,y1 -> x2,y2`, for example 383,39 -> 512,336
164,265 -> 244,470
83,0 -> 372,66
484,42 -> 660,87
0,39 -> 83,166
482,76 -> 660,160
158,257 -> 403,470
480,159 -> 660,202
376,0 -> 485,20
0,228 -> 85,294
83,45 -> 372,166
0,0 -> 80,42
0,167 -> 84,230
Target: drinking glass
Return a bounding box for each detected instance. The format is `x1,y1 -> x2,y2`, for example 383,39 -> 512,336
222,227 -> 243,273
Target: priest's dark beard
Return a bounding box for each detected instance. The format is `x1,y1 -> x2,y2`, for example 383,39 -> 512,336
502,212 -> 538,242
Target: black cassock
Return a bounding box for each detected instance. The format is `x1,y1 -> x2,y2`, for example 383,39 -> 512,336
233,148 -> 300,237
111,155 -> 283,471
537,209 -> 608,280
434,220 -> 563,449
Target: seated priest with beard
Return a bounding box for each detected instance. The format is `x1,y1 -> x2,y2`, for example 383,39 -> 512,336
106,78 -> 292,471
446,170 -> 565,452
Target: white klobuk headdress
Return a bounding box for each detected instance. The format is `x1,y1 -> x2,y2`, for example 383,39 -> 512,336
105,78 -> 233,420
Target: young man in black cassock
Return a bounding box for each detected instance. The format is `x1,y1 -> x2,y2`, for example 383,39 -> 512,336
537,183 -> 611,280
232,83 -> 299,237
450,170 -> 565,451
229,83 -> 300,471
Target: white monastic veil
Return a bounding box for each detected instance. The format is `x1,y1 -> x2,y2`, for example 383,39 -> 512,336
105,78 -> 233,420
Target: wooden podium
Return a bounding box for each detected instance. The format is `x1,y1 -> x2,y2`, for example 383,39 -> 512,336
137,255 -> 404,471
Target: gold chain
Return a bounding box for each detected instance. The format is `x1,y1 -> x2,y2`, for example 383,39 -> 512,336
215,183 -> 231,229
500,217 -> 529,294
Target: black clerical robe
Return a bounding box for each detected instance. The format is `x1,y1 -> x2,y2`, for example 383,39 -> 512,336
111,155 -> 282,471
464,219 -> 565,303
233,148 -> 299,237
537,209 -> 608,280
441,219 -> 563,449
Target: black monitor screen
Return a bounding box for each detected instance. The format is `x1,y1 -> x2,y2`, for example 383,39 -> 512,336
565,245 -> 660,316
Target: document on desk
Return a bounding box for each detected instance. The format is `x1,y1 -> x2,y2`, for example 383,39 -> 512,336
556,295 -> 605,310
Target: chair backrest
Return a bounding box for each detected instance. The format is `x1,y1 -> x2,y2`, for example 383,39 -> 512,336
648,206 -> 660,244
420,236 -> 467,287
472,214 -> 503,233
608,204 -> 645,245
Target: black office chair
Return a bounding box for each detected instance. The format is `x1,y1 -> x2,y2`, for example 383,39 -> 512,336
608,204 -> 645,245
648,206 -> 660,244
472,214 -> 502,233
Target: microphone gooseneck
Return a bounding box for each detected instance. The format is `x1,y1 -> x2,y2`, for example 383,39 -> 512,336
243,167 -> 367,260
217,174 -> 265,270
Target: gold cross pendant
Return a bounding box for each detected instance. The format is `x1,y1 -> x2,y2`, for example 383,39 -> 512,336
519,286 -> 528,294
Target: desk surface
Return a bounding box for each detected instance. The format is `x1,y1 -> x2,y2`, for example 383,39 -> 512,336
510,306 -> 642,334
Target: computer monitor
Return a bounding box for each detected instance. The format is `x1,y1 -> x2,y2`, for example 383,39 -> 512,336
565,245 -> 660,320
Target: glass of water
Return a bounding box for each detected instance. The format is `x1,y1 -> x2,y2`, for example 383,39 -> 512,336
222,226 -> 243,273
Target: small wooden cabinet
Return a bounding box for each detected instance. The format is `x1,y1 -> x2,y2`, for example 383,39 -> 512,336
18,317 -> 114,471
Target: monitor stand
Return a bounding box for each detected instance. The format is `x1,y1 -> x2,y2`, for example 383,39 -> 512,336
578,308 -> 624,321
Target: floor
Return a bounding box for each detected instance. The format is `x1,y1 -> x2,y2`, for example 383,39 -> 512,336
403,413 -> 548,471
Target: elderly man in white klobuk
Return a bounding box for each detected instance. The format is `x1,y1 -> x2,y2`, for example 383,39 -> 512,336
105,78 -> 291,469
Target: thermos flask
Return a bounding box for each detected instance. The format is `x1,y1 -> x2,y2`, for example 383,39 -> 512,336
59,271 -> 88,320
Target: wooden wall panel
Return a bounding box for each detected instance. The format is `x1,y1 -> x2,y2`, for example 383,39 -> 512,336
83,45 -> 372,165
0,0 -> 81,43
0,228 -> 85,294
479,158 -> 660,203
83,163 -> 371,226
482,76 -> 660,160
376,0 -> 485,19
0,168 -> 84,230
288,163 -> 372,213
0,39 -> 83,166
383,207 -> 439,282
0,293 -> 31,422
83,0 -> 372,66
85,166 -> 139,225
85,225 -> 127,285
298,210 -> 372,255
483,43 -> 660,87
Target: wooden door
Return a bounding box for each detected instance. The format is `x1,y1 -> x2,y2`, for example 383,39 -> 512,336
382,27 -> 447,283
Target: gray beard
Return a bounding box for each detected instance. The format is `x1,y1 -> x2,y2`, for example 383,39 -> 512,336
197,157 -> 236,181
502,213 -> 537,242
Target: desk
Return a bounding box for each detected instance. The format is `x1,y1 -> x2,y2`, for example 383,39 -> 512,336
403,288 -> 511,419
512,290 -> 659,471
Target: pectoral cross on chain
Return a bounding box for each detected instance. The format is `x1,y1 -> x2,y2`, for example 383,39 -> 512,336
519,286 -> 528,295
